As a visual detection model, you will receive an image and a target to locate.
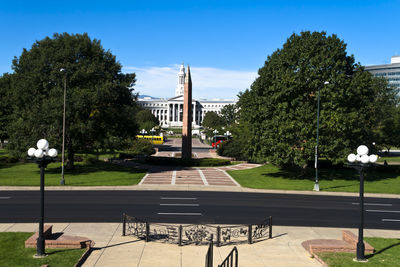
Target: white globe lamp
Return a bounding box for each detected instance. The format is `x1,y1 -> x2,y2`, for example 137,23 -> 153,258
369,154 -> 378,163
37,139 -> 49,150
48,148 -> 58,158
28,148 -> 36,157
34,149 -> 44,158
361,154 -> 370,164
357,145 -> 369,156
347,153 -> 356,163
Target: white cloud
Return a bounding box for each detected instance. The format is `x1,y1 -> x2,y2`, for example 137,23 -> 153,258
123,64 -> 257,100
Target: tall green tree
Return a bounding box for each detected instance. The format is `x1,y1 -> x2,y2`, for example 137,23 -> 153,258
202,111 -> 224,129
375,104 -> 400,151
0,73 -> 14,148
8,33 -> 138,168
135,109 -> 159,131
220,104 -> 237,126
240,31 -> 396,167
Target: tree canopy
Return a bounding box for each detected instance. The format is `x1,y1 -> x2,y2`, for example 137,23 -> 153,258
6,33 -> 138,167
0,73 -> 13,147
202,111 -> 224,129
220,104 -> 237,126
238,31 -> 397,167
135,109 -> 159,131
375,104 -> 400,151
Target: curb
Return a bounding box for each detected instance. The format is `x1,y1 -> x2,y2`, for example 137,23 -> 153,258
310,252 -> 328,267
75,241 -> 95,267
1,185 -> 399,198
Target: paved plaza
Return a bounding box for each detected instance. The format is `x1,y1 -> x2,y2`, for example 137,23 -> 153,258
130,138 -> 262,187
139,164 -> 260,187
2,222 -> 399,267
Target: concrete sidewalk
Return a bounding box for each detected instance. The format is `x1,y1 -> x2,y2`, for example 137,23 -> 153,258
2,223 -> 400,266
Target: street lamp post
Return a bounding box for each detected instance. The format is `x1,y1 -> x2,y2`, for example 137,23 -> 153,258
347,145 -> 378,262
314,81 -> 329,191
60,68 -> 67,186
150,127 -> 155,144
27,139 -> 58,257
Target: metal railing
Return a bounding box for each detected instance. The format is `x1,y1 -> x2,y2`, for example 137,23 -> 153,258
122,213 -> 272,246
218,247 -> 238,267
205,234 -> 214,267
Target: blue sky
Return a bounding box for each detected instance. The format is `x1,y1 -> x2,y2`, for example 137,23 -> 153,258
1,0 -> 399,98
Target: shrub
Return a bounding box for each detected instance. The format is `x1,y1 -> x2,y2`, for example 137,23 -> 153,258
0,154 -> 19,163
217,139 -> 249,161
83,154 -> 98,164
123,139 -> 155,158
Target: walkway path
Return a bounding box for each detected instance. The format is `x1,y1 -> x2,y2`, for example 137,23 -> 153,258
118,138 -> 263,187
3,222 -> 400,267
138,163 -> 261,187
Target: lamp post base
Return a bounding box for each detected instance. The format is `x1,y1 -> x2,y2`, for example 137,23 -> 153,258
33,254 -> 48,258
353,258 -> 368,263
313,183 -> 320,191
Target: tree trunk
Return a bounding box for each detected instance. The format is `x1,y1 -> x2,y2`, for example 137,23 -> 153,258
66,145 -> 75,170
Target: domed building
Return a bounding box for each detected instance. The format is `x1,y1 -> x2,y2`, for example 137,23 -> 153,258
137,63 -> 236,128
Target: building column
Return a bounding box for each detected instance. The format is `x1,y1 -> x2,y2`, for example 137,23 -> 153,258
173,103 -> 176,122
167,104 -> 171,122
180,104 -> 183,121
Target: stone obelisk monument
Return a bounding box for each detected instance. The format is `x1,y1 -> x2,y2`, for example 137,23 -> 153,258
181,65 -> 192,159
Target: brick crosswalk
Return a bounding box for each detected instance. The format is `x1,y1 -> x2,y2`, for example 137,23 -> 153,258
139,163 -> 261,187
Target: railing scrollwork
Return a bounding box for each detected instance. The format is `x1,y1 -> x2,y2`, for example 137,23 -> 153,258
122,213 -> 272,246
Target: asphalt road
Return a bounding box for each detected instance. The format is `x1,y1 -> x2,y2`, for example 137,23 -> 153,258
1,191 -> 399,229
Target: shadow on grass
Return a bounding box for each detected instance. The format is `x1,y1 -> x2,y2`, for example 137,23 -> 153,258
46,247 -> 84,256
263,165 -> 400,182
45,161 -> 144,176
264,167 -> 358,181
0,162 -> 14,170
366,240 -> 400,259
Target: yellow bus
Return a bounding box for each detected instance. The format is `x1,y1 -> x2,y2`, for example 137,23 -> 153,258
136,135 -> 165,145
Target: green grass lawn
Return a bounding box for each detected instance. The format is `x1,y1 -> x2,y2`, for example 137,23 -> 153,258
378,156 -> 400,163
228,164 -> 400,194
0,232 -> 86,267
317,237 -> 400,267
0,161 -> 146,186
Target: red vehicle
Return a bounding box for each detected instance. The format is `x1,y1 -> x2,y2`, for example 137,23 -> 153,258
212,135 -> 230,149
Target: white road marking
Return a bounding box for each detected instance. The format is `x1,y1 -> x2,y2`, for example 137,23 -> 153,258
224,166 -> 238,170
196,168 -> 209,186
352,203 -> 392,206
366,210 -> 400,213
160,204 -> 200,207
221,169 -> 241,187
138,173 -> 149,185
157,213 -> 202,216
171,170 -> 176,185
160,197 -> 197,200
0,197 -> 11,199
382,219 -> 400,222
